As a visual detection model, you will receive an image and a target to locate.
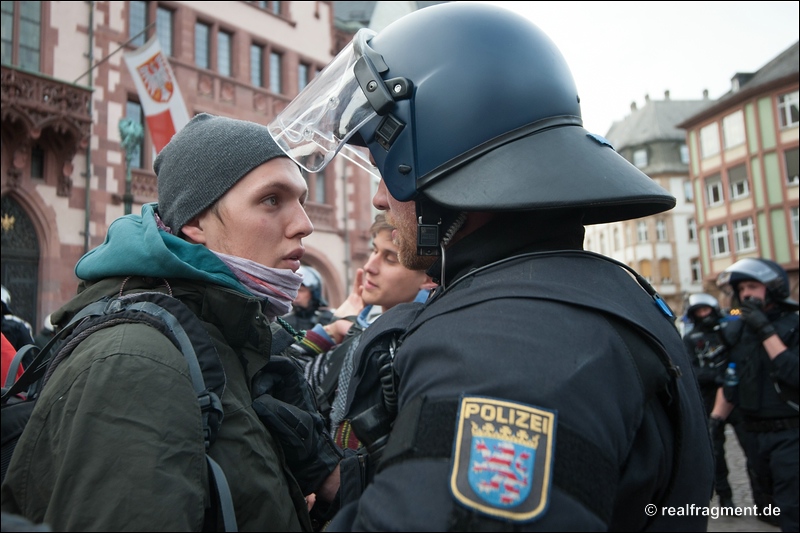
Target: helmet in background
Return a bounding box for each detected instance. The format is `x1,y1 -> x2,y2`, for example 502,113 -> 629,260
1,285 -> 11,314
269,2 -> 674,224
43,313 -> 55,333
717,258 -> 798,308
684,293 -> 721,328
297,265 -> 328,307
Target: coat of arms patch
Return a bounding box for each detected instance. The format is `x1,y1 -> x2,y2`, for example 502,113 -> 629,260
450,396 -> 557,522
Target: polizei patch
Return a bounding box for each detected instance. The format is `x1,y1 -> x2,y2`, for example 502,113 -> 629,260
450,396 -> 557,522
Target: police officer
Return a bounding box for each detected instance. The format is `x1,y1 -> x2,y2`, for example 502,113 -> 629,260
283,265 -> 334,332
268,3 -> 713,529
1,285 -> 35,352
712,258 -> 799,531
683,293 -> 750,509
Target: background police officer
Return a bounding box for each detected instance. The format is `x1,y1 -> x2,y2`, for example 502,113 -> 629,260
683,293 -> 753,509
283,265 -> 334,332
712,258 -> 799,532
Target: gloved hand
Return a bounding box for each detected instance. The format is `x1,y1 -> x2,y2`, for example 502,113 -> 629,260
252,356 -> 343,495
708,415 -> 725,440
739,298 -> 776,342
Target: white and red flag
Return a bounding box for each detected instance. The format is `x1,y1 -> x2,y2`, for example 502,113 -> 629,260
123,35 -> 189,153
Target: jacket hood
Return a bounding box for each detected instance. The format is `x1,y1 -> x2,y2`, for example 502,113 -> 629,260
75,203 -> 248,294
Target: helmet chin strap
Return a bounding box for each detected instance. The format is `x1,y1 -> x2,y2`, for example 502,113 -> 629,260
415,198 -> 466,290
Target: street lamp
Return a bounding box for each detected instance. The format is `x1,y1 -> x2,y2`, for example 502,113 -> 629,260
118,118 -> 144,215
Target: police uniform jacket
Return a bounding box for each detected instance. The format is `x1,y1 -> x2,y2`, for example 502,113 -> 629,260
723,308 -> 799,421
328,214 -> 714,531
684,323 -> 729,411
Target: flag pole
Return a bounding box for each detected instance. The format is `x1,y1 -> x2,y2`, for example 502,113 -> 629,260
73,22 -> 155,85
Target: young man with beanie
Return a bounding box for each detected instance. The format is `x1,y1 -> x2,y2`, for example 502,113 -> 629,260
712,258 -> 799,531
269,3 -> 713,530
1,113 -> 341,531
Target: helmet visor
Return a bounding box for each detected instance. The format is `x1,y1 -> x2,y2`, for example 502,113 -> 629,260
717,258 -> 779,293
268,33 -> 378,175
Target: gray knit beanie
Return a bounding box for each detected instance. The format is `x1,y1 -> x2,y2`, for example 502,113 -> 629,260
155,113 -> 289,232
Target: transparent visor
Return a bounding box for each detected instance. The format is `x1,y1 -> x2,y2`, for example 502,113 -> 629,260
268,35 -> 379,177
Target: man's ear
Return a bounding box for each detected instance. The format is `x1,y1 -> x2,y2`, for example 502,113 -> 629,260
420,277 -> 438,291
180,215 -> 206,244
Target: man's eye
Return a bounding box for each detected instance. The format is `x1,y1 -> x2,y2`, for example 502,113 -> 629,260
264,197 -> 278,206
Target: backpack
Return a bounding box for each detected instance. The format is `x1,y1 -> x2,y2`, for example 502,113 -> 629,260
1,291 -> 238,531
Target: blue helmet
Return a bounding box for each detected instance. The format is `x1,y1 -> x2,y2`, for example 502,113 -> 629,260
269,2 -> 675,224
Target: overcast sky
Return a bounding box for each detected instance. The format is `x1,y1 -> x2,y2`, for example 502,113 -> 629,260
475,1 -> 799,135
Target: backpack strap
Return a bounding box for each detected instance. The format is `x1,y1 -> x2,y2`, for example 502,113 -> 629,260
2,299 -> 110,401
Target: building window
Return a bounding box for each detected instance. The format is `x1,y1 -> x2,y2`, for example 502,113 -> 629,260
639,260 -> 652,283
195,22 -> 210,69
690,258 -> 702,283
298,62 -> 309,92
156,7 -> 173,56
688,218 -> 697,241
637,221 -> 648,242
656,219 -> 667,242
680,144 -> 690,164
700,123 -> 720,159
722,110 -> 745,149
633,148 -> 648,168
30,144 -> 44,179
728,164 -> 749,200
252,1 -> 281,14
270,51 -> 282,94
250,44 -> 264,87
599,234 -> 606,255
659,259 -> 671,284
315,173 -> 326,203
683,180 -> 694,202
1,1 -> 41,72
125,101 -> 145,169
218,30 -> 232,77
791,206 -> 799,243
705,174 -> 724,206
785,147 -> 799,186
733,217 -> 756,252
613,228 -> 620,250
778,90 -> 799,129
129,0 -> 148,47
129,3 -> 173,56
710,224 -> 729,256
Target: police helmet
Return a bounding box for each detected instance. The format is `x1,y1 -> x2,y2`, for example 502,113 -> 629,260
297,265 -> 328,307
268,2 -> 675,224
1,285 -> 11,314
684,293 -> 721,323
717,258 -> 798,308
43,313 -> 55,333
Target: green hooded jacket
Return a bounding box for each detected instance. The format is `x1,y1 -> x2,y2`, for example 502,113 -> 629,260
0,204 -> 311,531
